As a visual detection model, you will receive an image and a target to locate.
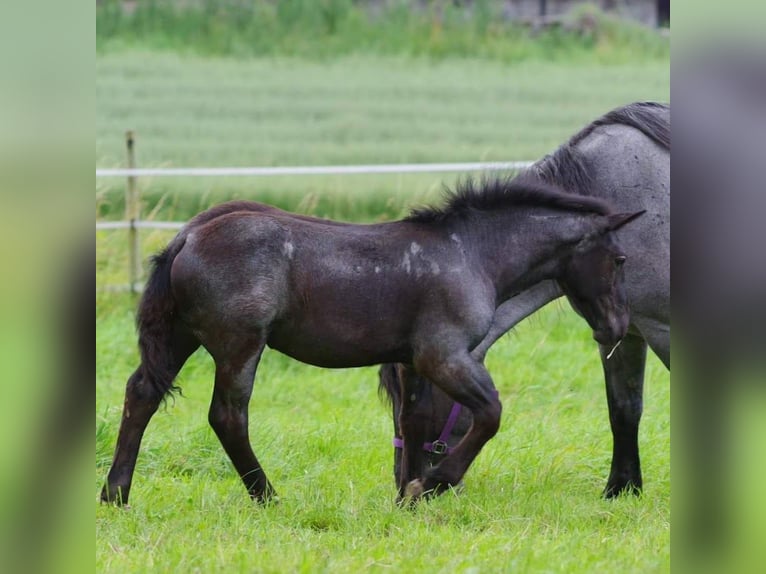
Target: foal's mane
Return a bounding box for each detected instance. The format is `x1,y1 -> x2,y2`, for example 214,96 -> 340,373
534,101 -> 670,195
406,174 -> 611,224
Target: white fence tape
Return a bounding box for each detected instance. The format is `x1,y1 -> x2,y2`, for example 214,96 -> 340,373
96,161 -> 534,178
96,161 -> 535,233
96,221 -> 186,231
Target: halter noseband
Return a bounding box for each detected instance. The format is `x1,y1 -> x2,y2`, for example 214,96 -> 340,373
392,401 -> 463,455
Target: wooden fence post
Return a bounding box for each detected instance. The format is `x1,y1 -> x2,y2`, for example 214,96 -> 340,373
125,130 -> 141,293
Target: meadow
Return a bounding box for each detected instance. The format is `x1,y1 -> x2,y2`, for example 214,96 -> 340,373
96,50 -> 670,572
96,52 -> 668,224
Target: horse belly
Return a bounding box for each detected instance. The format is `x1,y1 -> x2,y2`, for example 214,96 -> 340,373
266,317 -> 411,368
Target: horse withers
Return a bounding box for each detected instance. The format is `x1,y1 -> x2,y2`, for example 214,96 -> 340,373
381,101 -> 670,498
101,175 -> 642,506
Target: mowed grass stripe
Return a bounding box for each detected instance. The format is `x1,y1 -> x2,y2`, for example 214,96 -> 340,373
97,54 -> 668,168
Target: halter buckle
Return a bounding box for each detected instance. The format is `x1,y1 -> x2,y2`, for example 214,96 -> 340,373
430,440 -> 449,455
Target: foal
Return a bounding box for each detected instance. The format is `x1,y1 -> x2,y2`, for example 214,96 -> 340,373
101,175 -> 641,505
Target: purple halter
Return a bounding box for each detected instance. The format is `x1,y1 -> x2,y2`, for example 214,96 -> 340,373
392,401 -> 463,455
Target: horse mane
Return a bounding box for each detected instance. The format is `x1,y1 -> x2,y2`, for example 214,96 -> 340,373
570,101 -> 670,150
405,174 -> 611,224
534,101 -> 670,195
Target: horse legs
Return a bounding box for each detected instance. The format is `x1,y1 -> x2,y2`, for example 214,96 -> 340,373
101,330 -> 199,505
600,332 -> 647,497
208,339 -> 275,502
395,365 -> 432,500
406,351 -> 501,500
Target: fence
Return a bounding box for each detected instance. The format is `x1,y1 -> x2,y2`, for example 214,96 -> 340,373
96,132 -> 534,291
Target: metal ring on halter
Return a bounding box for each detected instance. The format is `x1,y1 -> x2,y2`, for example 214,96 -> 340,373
430,440 -> 449,455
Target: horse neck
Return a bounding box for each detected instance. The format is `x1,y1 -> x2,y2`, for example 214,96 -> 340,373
454,209 -> 598,302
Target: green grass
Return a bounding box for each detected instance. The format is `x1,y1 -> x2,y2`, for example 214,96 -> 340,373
97,52 -> 670,572
97,0 -> 669,64
96,295 -> 670,572
97,52 -> 668,224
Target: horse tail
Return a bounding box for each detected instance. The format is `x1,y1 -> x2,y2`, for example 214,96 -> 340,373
378,363 -> 402,405
136,234 -> 188,400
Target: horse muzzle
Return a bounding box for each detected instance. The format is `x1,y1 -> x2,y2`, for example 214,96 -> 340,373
592,312 -> 629,346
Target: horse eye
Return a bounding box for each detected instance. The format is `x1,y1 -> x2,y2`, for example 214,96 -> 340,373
614,255 -> 627,267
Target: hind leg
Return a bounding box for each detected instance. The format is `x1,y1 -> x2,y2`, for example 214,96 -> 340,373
208,338 -> 275,502
600,332 -> 647,497
101,331 -> 199,505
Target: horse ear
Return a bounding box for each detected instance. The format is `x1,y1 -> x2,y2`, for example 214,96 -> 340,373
605,210 -> 646,232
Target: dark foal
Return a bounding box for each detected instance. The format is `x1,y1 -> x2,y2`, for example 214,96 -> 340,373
101,175 -> 642,506
381,101 -> 669,498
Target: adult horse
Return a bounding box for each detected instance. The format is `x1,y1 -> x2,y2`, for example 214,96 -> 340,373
101,176 -> 642,506
381,101 -> 669,498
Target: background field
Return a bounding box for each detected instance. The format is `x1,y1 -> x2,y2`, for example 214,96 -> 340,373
96,10 -> 670,572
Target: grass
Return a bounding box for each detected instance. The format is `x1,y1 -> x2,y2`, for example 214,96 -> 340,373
97,0 -> 669,64
97,51 -> 670,572
96,292 -> 670,572
96,52 -> 669,225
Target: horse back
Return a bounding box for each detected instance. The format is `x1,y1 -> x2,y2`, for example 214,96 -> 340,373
168,209 -> 492,368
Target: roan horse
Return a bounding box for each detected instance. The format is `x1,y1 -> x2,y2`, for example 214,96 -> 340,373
101,175 -> 643,506
381,101 -> 669,498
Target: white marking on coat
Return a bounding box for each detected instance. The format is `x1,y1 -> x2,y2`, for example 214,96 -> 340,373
282,241 -> 295,259
401,252 -> 411,274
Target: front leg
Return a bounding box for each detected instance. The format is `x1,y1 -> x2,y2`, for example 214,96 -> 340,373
600,332 -> 647,497
408,349 -> 502,500
396,365 -> 431,503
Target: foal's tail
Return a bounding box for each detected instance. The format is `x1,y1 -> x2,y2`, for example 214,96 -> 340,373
378,363 -> 402,405
136,234 -> 188,399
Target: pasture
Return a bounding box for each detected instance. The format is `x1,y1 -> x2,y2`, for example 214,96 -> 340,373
96,52 -> 670,572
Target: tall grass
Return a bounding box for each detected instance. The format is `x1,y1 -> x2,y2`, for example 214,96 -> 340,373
97,0 -> 669,63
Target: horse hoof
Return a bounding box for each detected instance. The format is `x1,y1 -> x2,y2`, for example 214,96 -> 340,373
100,497 -> 131,509
603,480 -> 642,499
257,495 -> 280,506
100,486 -> 129,507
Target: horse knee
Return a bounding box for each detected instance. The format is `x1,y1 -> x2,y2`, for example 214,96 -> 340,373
124,369 -> 163,412
208,405 -> 229,435
474,400 -> 502,439
208,403 -> 247,440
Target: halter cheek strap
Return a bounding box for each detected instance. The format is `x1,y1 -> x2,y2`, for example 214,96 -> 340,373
392,401 -> 463,455
391,389 -> 499,455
